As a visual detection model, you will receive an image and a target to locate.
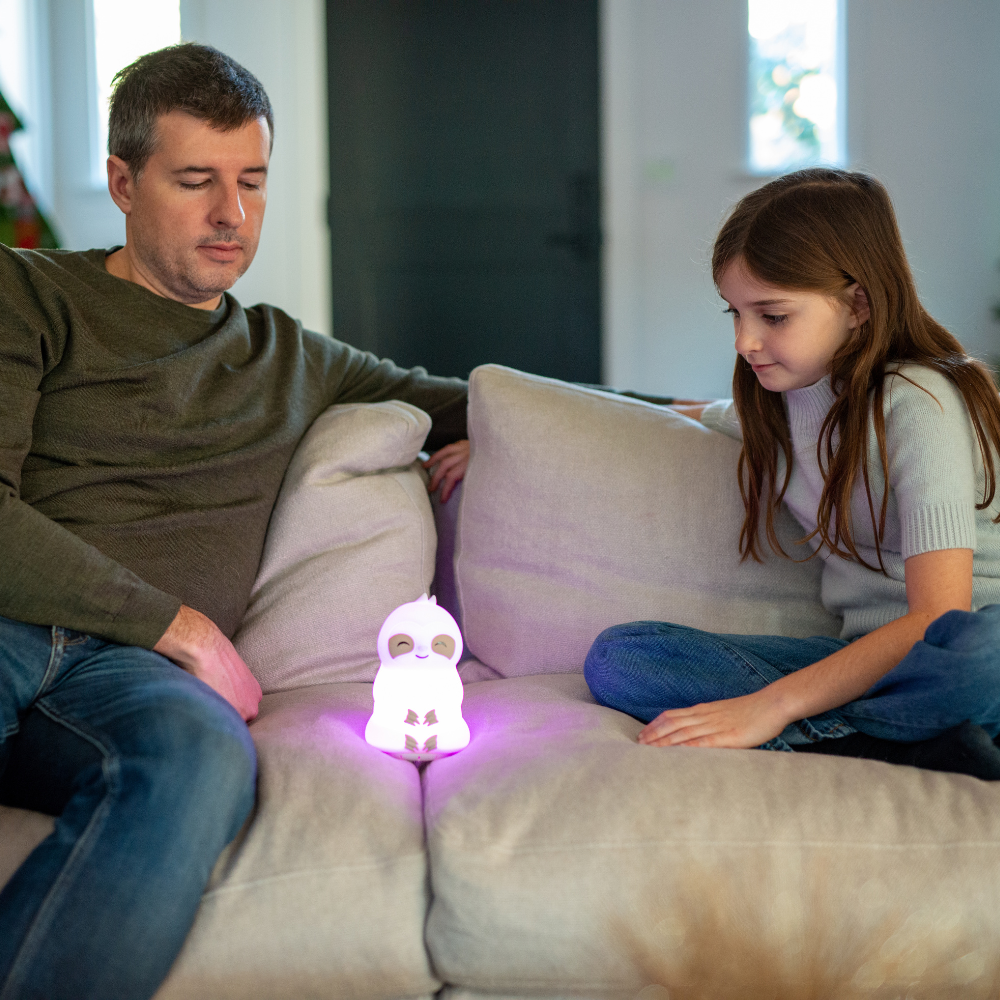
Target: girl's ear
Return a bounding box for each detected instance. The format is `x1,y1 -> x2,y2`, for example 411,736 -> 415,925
848,283 -> 871,329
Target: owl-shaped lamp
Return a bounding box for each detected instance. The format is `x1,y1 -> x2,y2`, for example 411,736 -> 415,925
365,595 -> 470,761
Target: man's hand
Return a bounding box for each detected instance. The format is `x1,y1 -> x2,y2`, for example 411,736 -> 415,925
424,439 -> 470,503
637,688 -> 791,749
154,605 -> 262,721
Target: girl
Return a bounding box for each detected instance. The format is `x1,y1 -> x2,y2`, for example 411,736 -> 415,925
585,168 -> 1000,780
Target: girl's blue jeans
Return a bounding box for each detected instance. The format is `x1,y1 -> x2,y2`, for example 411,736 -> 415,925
0,614 -> 257,1000
584,605 -> 1000,752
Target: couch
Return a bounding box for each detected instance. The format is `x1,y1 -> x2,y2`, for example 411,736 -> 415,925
3,364 -> 1000,999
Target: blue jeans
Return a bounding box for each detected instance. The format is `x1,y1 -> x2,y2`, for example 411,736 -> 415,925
0,615 -> 257,1000
584,606 -> 1000,752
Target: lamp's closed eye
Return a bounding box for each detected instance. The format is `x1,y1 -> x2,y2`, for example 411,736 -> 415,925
431,634 -> 455,658
388,633 -> 414,658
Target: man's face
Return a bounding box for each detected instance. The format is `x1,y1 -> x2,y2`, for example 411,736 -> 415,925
116,111 -> 270,306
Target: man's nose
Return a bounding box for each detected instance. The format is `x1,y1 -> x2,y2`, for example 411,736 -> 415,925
211,182 -> 246,231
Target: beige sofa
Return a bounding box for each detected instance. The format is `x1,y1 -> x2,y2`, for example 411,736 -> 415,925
3,364 -> 1000,999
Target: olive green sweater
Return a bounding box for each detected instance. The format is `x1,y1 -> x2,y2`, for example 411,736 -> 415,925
0,246 -> 468,648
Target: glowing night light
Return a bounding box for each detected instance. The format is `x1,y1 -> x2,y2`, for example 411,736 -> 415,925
365,595 -> 470,761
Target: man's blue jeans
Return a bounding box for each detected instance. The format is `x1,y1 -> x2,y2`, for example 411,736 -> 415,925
0,615 -> 257,1000
584,606 -> 1000,752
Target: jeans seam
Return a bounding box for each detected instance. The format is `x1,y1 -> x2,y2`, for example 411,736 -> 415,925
29,628 -> 66,704
717,641 -> 784,689
0,705 -> 120,1000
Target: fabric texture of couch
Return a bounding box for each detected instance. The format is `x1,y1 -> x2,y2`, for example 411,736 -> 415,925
3,364 -> 1000,999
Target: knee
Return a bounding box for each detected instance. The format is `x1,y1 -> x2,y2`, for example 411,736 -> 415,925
131,691 -> 257,838
921,607 -> 1000,714
584,624 -> 634,704
925,605 -> 1000,658
584,621 -> 684,706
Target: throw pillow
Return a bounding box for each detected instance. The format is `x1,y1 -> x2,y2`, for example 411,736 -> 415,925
233,401 -> 436,691
454,364 -> 840,677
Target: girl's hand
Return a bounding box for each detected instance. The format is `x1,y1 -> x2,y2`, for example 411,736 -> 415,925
423,439 -> 470,503
637,689 -> 791,749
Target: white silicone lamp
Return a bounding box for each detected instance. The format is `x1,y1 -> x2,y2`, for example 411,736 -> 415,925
365,594 -> 470,761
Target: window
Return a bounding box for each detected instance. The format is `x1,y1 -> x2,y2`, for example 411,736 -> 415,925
747,0 -> 845,174
0,0 -> 44,202
89,0 -> 180,183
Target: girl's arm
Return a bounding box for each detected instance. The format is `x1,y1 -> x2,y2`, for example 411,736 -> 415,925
638,547 -> 973,749
667,401 -> 712,421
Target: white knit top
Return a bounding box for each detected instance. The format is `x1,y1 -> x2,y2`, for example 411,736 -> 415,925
701,364 -> 1000,640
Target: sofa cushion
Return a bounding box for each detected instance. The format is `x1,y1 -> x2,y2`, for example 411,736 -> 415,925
455,365 -> 840,678
0,804 -> 53,893
155,682 -> 439,1000
233,401 -> 436,691
423,675 -> 1000,998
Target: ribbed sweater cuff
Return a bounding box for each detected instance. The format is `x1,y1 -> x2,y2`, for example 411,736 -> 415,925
901,503 -> 978,559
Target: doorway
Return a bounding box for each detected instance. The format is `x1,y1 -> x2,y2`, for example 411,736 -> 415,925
326,0 -> 601,382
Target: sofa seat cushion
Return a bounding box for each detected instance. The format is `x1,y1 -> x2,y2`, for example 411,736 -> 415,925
155,682 -> 439,1000
0,804 -> 54,892
423,675 -> 1000,998
455,365 -> 841,678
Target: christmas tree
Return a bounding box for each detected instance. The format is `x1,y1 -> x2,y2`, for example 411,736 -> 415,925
0,87 -> 58,249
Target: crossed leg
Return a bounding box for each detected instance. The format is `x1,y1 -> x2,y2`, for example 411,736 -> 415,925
585,606 -> 1000,751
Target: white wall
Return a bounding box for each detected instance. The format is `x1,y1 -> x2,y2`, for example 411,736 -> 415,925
38,0 -> 331,336
601,0 -> 1000,397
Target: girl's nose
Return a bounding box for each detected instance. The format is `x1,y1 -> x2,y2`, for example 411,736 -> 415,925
734,325 -> 762,357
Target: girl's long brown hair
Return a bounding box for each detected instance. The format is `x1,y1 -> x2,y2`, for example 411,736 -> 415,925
713,168 -> 1000,568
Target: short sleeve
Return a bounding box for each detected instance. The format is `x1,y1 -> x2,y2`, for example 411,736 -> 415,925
885,366 -> 979,558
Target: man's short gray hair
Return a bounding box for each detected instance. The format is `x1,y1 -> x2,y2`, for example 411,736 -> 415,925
108,42 -> 274,178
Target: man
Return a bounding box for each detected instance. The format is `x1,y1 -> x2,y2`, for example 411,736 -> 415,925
0,43 -> 469,999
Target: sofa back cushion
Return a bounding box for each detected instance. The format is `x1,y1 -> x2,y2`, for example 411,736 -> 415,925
233,401 -> 436,692
454,365 -> 840,677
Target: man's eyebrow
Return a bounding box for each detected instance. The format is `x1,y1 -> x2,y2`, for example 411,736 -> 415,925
173,165 -> 268,174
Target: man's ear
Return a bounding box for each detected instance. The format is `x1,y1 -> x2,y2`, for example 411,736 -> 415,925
847,282 -> 871,328
107,155 -> 136,215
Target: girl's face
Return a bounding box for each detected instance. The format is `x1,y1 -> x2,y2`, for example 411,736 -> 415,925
718,259 -> 868,393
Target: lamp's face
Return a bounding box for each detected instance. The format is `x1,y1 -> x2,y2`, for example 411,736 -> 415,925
376,596 -> 463,668
366,595 -> 470,761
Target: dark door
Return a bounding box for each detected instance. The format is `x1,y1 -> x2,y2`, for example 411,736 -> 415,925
326,0 -> 601,382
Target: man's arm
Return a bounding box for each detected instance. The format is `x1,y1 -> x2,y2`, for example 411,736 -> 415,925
0,284 -> 183,648
1,256 -> 260,719
1,387 -> 262,719
300,328 -> 471,498
303,329 -> 469,451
